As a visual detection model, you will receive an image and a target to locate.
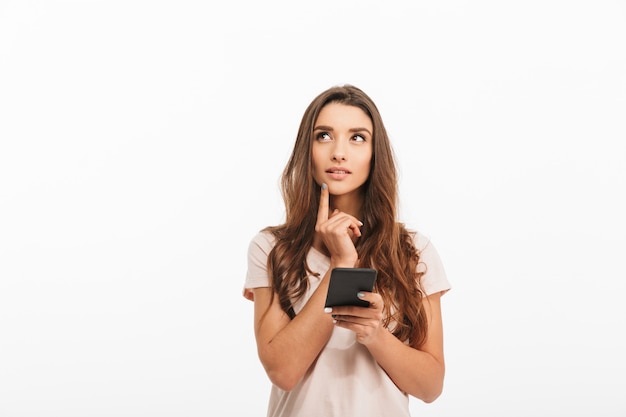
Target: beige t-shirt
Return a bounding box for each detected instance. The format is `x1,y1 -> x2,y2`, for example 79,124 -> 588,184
244,230 -> 451,417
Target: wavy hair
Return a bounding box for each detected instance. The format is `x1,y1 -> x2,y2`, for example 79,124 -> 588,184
264,85 -> 428,347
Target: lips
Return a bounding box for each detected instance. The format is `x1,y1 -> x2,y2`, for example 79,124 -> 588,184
326,167 -> 352,174
326,166 -> 351,181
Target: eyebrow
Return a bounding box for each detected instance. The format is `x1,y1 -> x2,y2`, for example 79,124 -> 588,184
313,125 -> 372,136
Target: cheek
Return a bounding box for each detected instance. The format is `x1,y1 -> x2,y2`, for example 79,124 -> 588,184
312,145 -> 327,166
357,150 -> 373,173
311,148 -> 325,177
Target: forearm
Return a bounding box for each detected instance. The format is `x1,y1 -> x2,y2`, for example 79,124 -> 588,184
255,272 -> 334,390
366,330 -> 445,402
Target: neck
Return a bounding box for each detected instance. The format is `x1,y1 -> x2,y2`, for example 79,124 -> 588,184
329,190 -> 365,219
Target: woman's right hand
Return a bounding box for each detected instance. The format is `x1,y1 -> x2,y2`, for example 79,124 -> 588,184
314,183 -> 362,267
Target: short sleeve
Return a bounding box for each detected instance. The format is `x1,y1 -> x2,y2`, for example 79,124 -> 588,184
242,231 -> 276,301
413,232 -> 451,296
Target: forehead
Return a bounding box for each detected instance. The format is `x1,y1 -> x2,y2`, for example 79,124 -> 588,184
315,102 -> 373,130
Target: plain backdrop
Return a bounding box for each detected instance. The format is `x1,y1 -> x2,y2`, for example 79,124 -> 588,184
1,1 -> 625,416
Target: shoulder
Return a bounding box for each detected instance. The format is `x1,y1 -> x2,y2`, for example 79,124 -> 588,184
406,228 -> 440,264
244,230 -> 278,301
404,226 -> 437,256
406,227 -> 452,295
247,228 -> 277,259
408,229 -> 432,252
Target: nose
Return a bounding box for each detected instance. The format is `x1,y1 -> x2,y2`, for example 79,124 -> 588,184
331,139 -> 347,161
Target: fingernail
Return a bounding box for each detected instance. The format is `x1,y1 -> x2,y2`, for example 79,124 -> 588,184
357,292 -> 365,299
321,183 -> 327,190
324,307 -> 332,313
358,221 -> 363,226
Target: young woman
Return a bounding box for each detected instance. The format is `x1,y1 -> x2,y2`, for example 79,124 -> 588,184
243,85 -> 451,417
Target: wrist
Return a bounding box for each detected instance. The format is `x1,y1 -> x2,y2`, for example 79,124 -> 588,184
330,258 -> 358,269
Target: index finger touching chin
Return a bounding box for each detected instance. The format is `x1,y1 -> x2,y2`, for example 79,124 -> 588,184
317,182 -> 330,223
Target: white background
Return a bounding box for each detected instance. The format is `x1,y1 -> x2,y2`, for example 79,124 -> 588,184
1,1 -> 625,416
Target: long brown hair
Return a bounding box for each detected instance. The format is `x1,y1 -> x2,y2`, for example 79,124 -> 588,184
264,85 -> 428,347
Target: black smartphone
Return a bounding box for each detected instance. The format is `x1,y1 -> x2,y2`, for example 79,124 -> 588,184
324,267 -> 377,308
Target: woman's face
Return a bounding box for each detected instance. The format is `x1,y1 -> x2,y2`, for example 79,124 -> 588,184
311,102 -> 373,198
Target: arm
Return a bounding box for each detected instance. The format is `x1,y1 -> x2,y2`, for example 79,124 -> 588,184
367,292 -> 446,402
251,274 -> 334,391
252,183 -> 363,391
330,291 -> 446,402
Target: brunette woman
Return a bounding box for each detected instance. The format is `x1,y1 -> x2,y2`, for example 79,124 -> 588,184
243,84 -> 451,417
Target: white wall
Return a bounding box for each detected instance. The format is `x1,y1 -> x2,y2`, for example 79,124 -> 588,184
1,1 -> 625,416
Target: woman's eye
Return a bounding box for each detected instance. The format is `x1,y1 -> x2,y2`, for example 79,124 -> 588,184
317,132 -> 332,141
352,134 -> 366,142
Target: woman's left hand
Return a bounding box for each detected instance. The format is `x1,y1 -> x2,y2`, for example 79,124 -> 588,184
326,291 -> 385,345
